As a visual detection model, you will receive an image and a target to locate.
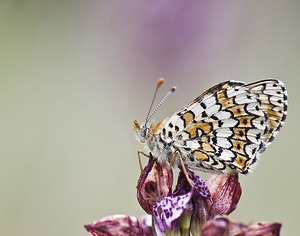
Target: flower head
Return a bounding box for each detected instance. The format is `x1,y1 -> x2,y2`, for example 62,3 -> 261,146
85,155 -> 281,235
136,157 -> 242,235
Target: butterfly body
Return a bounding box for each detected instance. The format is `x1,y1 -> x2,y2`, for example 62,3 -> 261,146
134,79 -> 288,174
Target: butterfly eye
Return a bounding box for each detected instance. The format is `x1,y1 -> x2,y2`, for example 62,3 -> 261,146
141,125 -> 149,138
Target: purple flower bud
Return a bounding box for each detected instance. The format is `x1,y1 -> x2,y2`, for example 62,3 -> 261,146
84,215 -> 143,236
137,156 -> 173,214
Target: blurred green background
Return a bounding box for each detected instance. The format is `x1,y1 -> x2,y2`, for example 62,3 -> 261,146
0,1 -> 299,235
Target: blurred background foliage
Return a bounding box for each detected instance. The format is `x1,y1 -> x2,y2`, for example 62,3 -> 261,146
0,1 -> 299,235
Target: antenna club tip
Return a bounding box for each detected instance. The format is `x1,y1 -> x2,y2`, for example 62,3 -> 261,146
171,86 -> 177,92
158,78 -> 164,86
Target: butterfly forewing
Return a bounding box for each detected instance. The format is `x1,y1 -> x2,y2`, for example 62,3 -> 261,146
159,79 -> 287,174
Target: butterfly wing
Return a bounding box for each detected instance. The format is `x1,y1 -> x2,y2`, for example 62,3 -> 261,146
159,80 -> 288,174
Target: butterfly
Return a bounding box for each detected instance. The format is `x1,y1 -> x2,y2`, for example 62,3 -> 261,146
134,78 -> 288,174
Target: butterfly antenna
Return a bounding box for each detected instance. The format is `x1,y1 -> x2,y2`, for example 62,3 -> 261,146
145,78 -> 176,125
145,78 -> 164,121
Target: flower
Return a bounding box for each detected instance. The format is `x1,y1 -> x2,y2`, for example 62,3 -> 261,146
201,215 -> 281,236
135,156 -> 282,235
84,215 -> 144,236
84,155 -> 281,235
136,155 -> 173,214
206,173 -> 242,218
136,156 -> 241,235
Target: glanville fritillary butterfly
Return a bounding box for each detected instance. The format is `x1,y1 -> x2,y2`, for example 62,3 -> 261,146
134,78 -> 288,174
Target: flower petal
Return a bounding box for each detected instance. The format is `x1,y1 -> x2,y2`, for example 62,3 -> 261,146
84,215 -> 143,236
202,215 -> 282,236
139,215 -> 155,236
172,168 -> 212,234
247,221 -> 281,235
206,174 -> 241,218
190,196 -> 210,235
137,156 -> 173,214
201,216 -> 229,236
152,191 -> 193,232
187,167 -> 211,199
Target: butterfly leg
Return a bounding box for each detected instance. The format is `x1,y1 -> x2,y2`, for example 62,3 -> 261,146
137,150 -> 151,171
170,151 -> 193,187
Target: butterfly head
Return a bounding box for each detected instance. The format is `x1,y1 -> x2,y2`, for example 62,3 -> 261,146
133,120 -> 150,143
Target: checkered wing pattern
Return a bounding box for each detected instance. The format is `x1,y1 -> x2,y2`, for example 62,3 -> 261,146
160,80 -> 288,174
